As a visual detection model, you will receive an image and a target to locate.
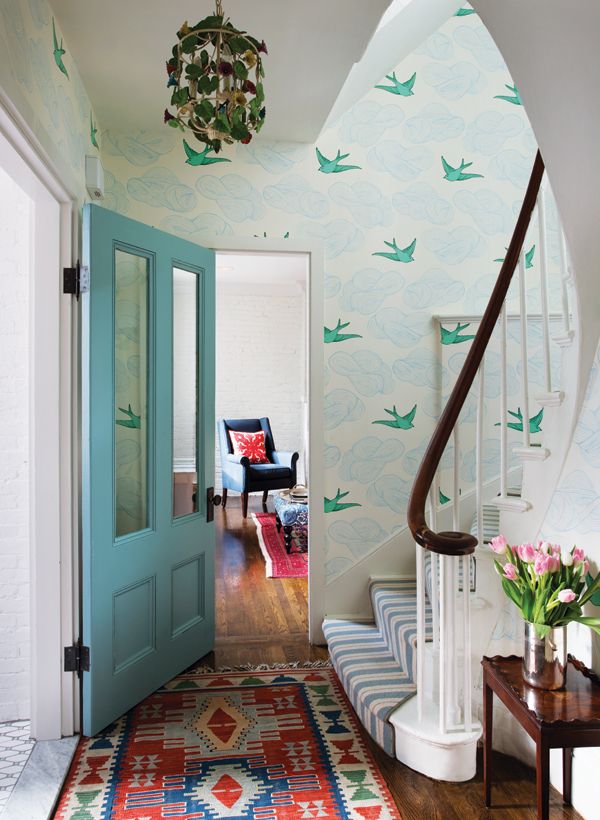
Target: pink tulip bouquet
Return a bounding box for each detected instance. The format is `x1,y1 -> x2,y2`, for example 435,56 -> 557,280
490,536 -> 600,638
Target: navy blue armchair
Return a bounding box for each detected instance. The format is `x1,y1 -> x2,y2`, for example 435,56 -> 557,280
218,417 -> 299,518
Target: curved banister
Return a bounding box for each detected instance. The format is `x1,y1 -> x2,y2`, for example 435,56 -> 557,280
407,150 -> 545,556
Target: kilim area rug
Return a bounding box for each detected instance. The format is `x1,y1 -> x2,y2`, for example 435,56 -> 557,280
53,666 -> 401,819
252,512 -> 308,579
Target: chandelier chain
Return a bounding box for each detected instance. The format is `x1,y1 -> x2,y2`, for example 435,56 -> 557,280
216,0 -> 223,16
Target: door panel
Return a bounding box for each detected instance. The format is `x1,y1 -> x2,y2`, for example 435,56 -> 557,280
82,204 -> 215,736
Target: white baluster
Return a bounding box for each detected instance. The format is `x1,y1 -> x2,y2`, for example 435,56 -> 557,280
439,553 -> 447,734
537,187 -> 552,393
559,229 -> 572,337
462,553 -> 472,731
416,540 -> 424,724
446,427 -> 460,727
500,302 -> 508,497
430,483 -> 439,651
518,251 -> 531,449
476,360 -> 485,545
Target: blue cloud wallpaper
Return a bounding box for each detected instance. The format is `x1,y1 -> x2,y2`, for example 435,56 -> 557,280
2,2 -> 569,583
95,10 -> 547,582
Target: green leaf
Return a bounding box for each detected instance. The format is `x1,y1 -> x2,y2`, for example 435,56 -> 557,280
195,100 -> 214,121
200,50 -> 209,67
584,571 -> 600,606
193,15 -> 223,29
522,587 -> 534,622
181,34 -> 198,53
198,75 -> 213,94
171,87 -> 190,107
209,75 -> 219,92
532,622 -> 551,639
231,121 -> 249,140
233,60 -> 248,80
255,83 -> 265,104
213,114 -> 231,134
185,63 -> 202,78
229,35 -> 252,52
167,119 -> 180,129
574,616 -> 600,636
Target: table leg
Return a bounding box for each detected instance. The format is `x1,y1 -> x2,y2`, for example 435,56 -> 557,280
275,514 -> 281,533
536,737 -> 550,820
283,525 -> 293,553
563,747 -> 572,806
483,678 -> 493,807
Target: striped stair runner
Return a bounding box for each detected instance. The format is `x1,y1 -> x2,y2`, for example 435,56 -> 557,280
323,506 -> 502,756
323,578 -> 431,756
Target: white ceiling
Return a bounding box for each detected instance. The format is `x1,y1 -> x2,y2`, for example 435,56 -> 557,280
51,0 -> 392,142
216,251 -> 307,287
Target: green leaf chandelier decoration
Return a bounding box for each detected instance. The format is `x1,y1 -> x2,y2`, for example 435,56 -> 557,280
164,0 -> 267,153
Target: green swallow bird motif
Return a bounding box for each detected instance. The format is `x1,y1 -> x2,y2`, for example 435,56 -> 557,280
494,84 -> 522,106
324,319 -> 362,343
183,140 -> 232,166
375,71 -> 416,97
441,155 -> 483,182
494,244 -> 535,268
52,18 -> 68,78
90,112 -> 99,149
454,7 -> 477,16
440,322 -> 476,345
372,237 -> 416,263
316,147 -> 361,174
116,404 -> 141,429
495,407 -> 544,433
324,489 -> 362,513
372,404 -> 417,430
439,489 -> 451,505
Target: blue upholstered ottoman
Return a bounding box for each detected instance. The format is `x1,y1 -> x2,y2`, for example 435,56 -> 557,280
273,493 -> 309,554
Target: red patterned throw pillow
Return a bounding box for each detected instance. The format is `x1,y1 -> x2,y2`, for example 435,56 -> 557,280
229,430 -> 270,464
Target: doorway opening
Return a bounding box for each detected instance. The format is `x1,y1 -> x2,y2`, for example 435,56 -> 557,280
0,162 -> 35,807
212,250 -> 312,664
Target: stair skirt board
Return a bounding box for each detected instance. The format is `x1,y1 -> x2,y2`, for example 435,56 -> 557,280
324,579 -> 431,757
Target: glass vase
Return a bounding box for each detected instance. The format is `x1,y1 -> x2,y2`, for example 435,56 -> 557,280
523,621 -> 567,690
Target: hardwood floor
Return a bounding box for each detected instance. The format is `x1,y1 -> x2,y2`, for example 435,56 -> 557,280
213,495 -> 323,667
204,496 -> 581,819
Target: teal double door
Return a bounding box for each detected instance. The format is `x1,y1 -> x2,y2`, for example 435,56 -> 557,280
81,205 -> 216,736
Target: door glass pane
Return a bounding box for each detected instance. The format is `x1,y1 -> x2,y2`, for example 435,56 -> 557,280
172,267 -> 199,518
114,249 -> 149,538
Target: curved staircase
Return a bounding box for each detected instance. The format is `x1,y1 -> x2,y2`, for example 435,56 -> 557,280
323,151 -> 579,781
324,579 -> 431,755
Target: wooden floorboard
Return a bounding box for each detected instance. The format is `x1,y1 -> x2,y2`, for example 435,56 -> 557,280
204,495 -> 581,819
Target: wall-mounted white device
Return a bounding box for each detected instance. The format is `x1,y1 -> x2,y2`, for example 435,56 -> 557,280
85,155 -> 105,201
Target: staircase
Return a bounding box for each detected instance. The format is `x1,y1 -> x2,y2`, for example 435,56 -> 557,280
324,579 -> 431,755
323,151 -> 579,781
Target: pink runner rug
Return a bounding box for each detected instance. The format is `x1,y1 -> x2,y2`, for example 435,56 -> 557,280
252,512 -> 308,578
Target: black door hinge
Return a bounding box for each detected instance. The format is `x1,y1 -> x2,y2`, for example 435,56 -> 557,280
63,260 -> 89,300
64,641 -> 90,676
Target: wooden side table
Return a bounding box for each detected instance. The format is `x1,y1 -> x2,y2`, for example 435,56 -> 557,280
482,654 -> 600,819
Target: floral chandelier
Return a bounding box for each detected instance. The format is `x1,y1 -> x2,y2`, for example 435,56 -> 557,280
164,0 -> 267,153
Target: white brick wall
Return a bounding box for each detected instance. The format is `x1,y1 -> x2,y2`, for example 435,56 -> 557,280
215,281 -> 307,491
0,167 -> 31,721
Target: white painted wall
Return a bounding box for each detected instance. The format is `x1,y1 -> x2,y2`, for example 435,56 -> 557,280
0,166 -> 31,721
469,4 -> 600,816
173,270 -> 199,470
214,269 -> 307,493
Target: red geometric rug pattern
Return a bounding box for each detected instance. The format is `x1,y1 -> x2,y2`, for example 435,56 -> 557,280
252,512 -> 308,578
54,668 -> 401,819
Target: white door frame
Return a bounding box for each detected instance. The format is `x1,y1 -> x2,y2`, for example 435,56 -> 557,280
0,91 -> 78,738
211,237 -> 326,644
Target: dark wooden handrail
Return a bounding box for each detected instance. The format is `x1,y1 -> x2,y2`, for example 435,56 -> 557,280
407,151 -> 545,556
